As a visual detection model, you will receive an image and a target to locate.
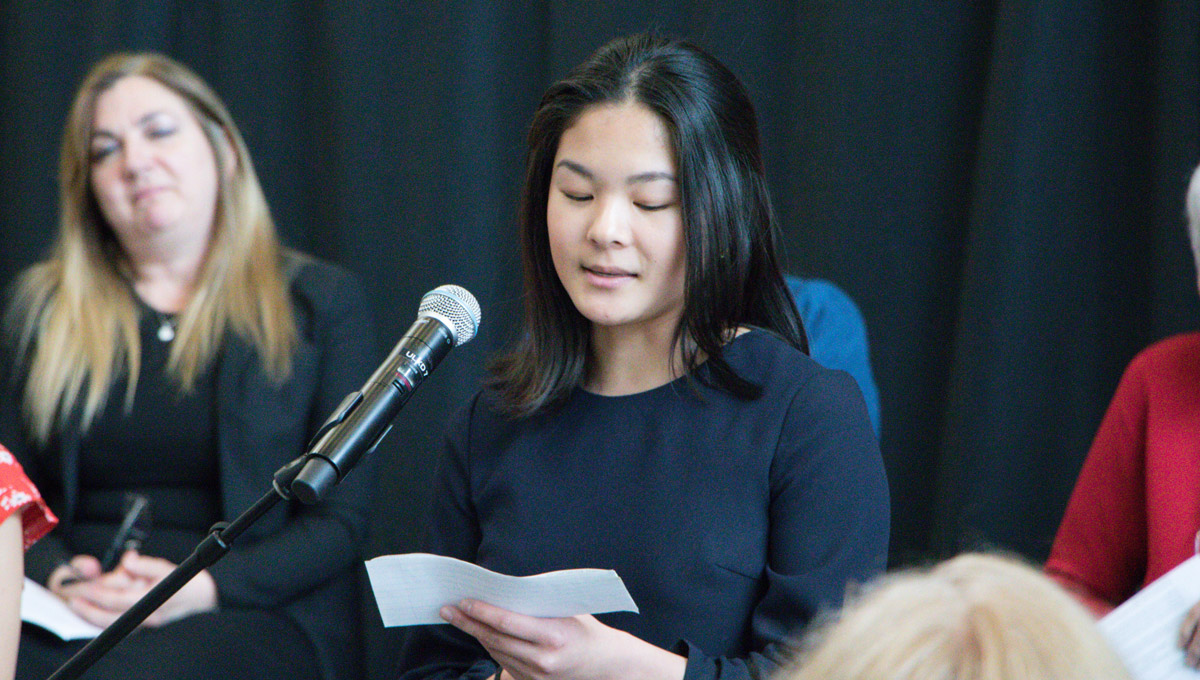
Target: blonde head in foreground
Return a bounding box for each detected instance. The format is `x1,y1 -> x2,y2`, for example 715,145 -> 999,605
780,553 -> 1131,680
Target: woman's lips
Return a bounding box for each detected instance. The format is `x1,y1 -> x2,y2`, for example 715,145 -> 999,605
132,186 -> 167,202
583,265 -> 635,288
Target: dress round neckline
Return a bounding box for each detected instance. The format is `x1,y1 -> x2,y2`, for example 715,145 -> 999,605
576,329 -> 760,401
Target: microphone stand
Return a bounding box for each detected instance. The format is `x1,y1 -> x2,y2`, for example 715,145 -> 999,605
46,456 -> 310,680
45,287 -> 479,680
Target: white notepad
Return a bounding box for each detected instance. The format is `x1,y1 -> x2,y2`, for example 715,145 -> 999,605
1099,554 -> 1200,679
365,553 -> 639,627
20,577 -> 104,641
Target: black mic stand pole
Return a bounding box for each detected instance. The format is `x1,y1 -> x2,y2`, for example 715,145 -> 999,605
46,456 -> 310,680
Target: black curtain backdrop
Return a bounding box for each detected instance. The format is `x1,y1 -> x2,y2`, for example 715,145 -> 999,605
3,2 -> 1199,678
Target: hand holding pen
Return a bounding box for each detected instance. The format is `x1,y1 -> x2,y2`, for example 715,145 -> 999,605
48,551 -> 218,629
52,493 -> 151,589
46,493 -> 218,628
48,555 -> 103,593
48,493 -> 151,602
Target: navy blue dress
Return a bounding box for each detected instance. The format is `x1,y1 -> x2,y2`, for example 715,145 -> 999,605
396,329 -> 890,680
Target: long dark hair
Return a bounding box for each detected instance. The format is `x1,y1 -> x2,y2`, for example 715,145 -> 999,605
490,33 -> 806,417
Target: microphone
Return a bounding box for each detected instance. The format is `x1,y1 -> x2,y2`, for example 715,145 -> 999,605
289,284 -> 481,505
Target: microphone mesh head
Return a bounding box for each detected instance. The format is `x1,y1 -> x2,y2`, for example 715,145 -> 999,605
418,285 -> 481,346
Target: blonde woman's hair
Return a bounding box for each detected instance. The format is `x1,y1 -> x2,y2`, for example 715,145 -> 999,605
779,552 -> 1132,680
7,52 -> 296,443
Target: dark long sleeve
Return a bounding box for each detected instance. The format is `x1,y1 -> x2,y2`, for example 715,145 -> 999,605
676,368 -> 889,680
395,394 -> 497,679
207,263 -> 379,607
396,330 -> 889,680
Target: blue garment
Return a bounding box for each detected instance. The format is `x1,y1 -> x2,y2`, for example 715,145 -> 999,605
396,329 -> 890,680
787,277 -> 880,435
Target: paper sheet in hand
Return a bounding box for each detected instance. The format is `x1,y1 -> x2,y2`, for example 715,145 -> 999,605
20,577 -> 104,641
365,553 -> 639,627
1098,554 -> 1200,680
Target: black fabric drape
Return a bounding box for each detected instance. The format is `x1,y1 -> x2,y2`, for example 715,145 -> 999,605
3,3 -> 1199,679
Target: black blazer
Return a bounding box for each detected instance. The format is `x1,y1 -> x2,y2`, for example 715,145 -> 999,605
4,252 -> 379,680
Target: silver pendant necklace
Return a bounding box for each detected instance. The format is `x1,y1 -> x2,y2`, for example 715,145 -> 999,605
156,312 -> 176,342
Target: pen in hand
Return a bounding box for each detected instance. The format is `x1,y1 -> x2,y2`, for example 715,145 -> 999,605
99,493 -> 151,573
55,493 -> 152,589
55,561 -> 93,588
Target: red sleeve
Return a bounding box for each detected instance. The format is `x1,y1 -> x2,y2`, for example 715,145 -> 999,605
1044,353 -> 1149,613
0,444 -> 58,550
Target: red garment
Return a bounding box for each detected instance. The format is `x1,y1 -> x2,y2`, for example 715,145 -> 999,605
1046,333 -> 1200,617
0,443 -> 56,550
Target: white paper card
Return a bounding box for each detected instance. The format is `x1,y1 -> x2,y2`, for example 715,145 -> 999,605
20,577 -> 103,641
1099,554 -> 1200,679
365,553 -> 639,627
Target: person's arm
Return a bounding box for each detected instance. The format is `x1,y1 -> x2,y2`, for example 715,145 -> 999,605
0,324 -> 71,587
396,394 -> 504,680
0,445 -> 59,680
0,512 -> 22,680
673,368 -> 889,680
205,264 -> 380,608
1044,355 -> 1150,615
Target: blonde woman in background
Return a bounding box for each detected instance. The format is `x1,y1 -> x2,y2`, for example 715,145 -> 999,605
779,553 -> 1131,680
1,53 -> 377,680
